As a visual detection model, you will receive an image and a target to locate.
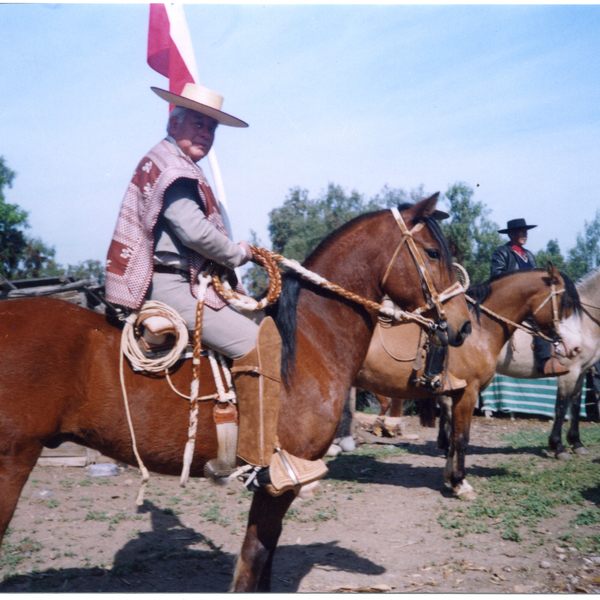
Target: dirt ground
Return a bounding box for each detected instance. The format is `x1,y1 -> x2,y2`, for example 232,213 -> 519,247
1,414 -> 600,594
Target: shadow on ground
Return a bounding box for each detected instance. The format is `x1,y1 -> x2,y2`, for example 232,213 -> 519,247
324,452 -> 509,495
0,501 -> 383,593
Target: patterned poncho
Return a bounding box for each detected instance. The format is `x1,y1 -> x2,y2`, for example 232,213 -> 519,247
105,139 -> 238,310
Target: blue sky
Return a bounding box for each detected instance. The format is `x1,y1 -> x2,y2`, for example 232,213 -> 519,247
2,3 -> 600,267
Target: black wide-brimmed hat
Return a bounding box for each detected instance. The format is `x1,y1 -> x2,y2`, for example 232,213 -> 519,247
498,218 -> 537,234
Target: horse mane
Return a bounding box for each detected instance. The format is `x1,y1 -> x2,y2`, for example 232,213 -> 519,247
466,268 -> 581,324
270,204 -> 453,384
575,264 -> 600,297
560,270 -> 581,315
396,202 -> 453,272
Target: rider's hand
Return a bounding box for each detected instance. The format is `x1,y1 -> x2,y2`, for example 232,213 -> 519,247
238,240 -> 252,266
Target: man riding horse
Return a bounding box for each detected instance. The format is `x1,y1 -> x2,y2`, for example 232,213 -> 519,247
105,84 -> 328,493
104,83 -> 459,493
491,218 -> 569,377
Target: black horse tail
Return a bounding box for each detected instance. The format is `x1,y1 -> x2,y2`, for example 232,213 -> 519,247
267,272 -> 301,387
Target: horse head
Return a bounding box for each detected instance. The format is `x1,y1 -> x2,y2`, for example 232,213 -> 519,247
531,263 -> 582,358
381,194 -> 471,348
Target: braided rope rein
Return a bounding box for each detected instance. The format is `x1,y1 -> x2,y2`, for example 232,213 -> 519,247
119,212 -> 465,495
374,263 -> 563,363
212,245 -> 439,330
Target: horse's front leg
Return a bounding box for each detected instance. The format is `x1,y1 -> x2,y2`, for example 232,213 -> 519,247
376,394 -> 391,416
436,395 -> 451,454
549,388 -> 572,460
0,441 -> 44,547
447,389 -> 477,500
232,488 -> 295,592
566,376 -> 589,455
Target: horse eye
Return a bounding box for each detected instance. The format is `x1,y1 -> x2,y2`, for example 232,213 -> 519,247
425,249 -> 440,260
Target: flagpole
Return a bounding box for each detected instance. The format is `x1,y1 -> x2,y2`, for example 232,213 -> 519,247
162,3 -> 233,236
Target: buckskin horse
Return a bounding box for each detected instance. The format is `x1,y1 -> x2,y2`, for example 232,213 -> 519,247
0,195 -> 470,592
355,266 -> 581,499
493,266 -> 600,460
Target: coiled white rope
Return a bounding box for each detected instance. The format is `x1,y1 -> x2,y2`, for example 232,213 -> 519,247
121,301 -> 189,373
119,318 -> 150,506
119,301 -> 189,504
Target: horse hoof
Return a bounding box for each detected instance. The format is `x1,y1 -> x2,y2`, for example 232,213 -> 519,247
337,436 -> 356,452
574,446 -> 590,456
326,444 -> 342,457
556,451 -> 571,461
297,481 -> 322,500
453,480 -> 476,500
457,489 -> 477,501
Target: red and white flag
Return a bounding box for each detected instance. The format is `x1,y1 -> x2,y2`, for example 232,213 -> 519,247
148,3 -> 199,100
147,3 -> 232,224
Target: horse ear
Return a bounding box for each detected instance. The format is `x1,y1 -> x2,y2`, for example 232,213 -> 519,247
410,192 -> 440,220
546,261 -> 560,284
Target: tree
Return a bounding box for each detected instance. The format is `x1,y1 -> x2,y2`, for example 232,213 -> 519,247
0,156 -> 29,278
240,231 -> 269,298
0,156 -> 109,283
66,259 -> 106,285
565,209 -> 600,282
17,237 -> 63,279
243,182 -> 424,294
368,183 -> 428,210
534,239 -> 567,274
440,182 -> 503,284
269,184 -> 378,260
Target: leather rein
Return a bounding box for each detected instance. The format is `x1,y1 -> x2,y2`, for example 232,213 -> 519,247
466,283 -> 565,344
211,208 -> 465,333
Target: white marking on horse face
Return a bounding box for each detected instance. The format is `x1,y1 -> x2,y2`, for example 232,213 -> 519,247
555,313 -> 583,359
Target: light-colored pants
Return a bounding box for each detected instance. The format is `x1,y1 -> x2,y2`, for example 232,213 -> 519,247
148,271 -> 259,359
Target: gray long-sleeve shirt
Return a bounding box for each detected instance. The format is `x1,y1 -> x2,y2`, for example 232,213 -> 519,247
153,139 -> 245,272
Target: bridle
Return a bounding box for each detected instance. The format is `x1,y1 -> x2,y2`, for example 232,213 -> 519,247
467,281 -> 566,344
210,207 -> 465,335
381,207 -> 465,338
532,283 -> 566,344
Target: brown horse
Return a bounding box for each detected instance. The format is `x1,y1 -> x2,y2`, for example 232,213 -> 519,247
375,395 -> 436,427
355,266 -> 581,499
0,195 -> 470,592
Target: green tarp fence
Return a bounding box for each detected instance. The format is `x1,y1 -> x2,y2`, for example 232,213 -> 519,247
480,375 -> 590,418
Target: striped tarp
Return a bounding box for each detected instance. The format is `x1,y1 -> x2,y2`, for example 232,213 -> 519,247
480,375 -> 589,418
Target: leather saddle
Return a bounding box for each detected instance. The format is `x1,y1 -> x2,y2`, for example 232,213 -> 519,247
138,315 -> 191,359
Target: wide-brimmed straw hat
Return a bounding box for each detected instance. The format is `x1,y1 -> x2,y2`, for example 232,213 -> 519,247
498,218 -> 537,234
151,83 -> 248,128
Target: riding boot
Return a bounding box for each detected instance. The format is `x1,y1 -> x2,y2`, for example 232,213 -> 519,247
231,317 -> 328,496
533,335 -> 569,377
421,342 -> 467,392
541,357 -> 570,377
444,370 -> 468,391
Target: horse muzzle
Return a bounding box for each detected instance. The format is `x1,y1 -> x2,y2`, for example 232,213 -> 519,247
447,319 -> 471,347
553,339 -> 581,360
433,319 -> 471,348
